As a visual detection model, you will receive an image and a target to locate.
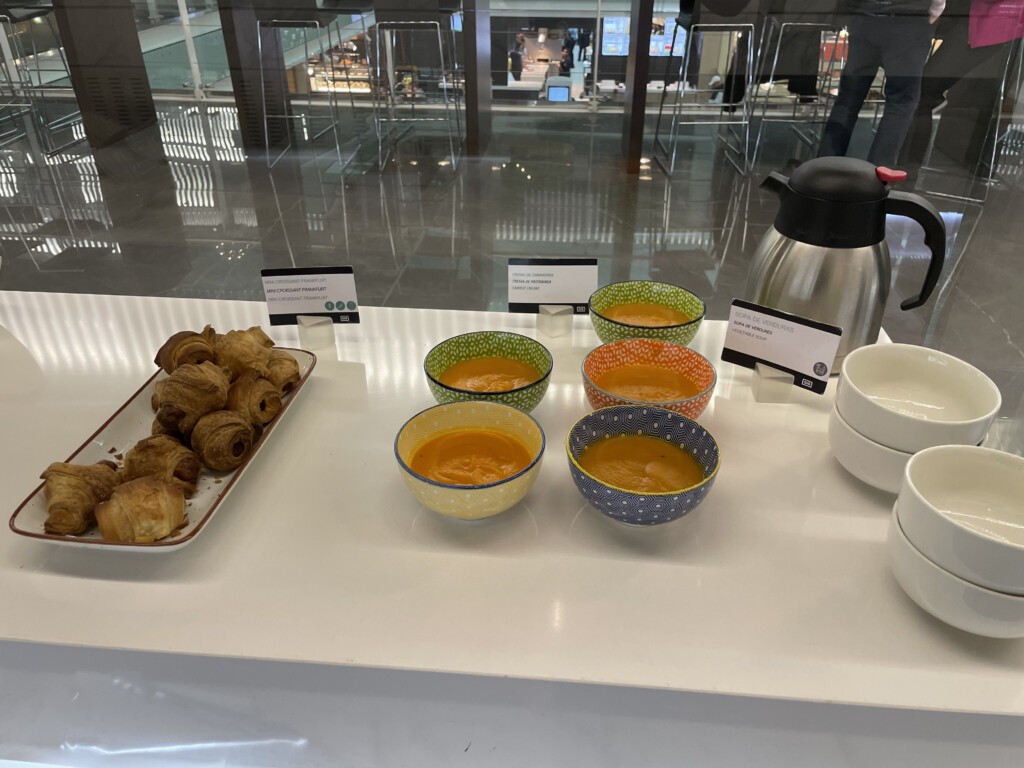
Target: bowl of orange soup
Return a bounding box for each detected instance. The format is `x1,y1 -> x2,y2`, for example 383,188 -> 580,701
395,401 -> 546,520
424,331 -> 553,413
588,281 -> 705,347
582,339 -> 717,420
566,405 -> 720,526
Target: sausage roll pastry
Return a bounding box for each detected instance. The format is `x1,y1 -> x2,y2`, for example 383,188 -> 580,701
226,369 -> 283,425
267,348 -> 301,394
40,461 -> 120,535
154,361 -> 230,439
121,435 -> 202,498
213,326 -> 274,380
154,325 -> 217,374
95,477 -> 186,543
191,410 -> 256,471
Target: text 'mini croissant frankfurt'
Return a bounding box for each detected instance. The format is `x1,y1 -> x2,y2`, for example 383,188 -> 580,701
191,410 -> 256,471
154,361 -> 230,439
40,462 -> 120,535
214,326 -> 275,380
154,325 -> 217,374
120,435 -> 202,497
95,477 -> 186,543
226,370 -> 283,425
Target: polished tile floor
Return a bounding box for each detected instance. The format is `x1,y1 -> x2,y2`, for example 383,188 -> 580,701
1,102 -> 1022,445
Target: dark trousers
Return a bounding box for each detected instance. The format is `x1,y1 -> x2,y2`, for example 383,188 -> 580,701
900,14 -> 1013,176
818,15 -> 934,166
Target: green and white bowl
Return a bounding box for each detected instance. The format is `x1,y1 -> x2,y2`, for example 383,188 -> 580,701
589,280 -> 706,347
424,331 -> 553,413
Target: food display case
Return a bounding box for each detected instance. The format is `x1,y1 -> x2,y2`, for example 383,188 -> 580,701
1,290 -> 1023,766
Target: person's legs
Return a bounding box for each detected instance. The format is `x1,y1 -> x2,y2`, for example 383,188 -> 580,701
902,15 -> 1010,173
818,17 -> 881,158
902,16 -> 971,174
867,16 -> 934,166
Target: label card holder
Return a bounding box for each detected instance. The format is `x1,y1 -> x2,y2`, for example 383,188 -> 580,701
721,299 -> 842,396
507,257 -> 598,314
261,266 -> 359,326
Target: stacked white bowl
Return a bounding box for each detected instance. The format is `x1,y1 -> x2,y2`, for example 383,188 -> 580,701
828,343 -> 1001,494
889,446 -> 1024,638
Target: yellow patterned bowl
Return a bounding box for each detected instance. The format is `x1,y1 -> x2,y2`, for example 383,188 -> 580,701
394,401 -> 546,520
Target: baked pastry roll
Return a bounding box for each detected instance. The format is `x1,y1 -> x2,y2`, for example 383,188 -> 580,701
154,361 -> 230,439
214,327 -> 274,380
191,410 -> 256,471
226,369 -> 282,425
267,348 -> 301,394
121,435 -> 201,498
95,477 -> 185,543
40,461 -> 120,535
154,325 -> 216,374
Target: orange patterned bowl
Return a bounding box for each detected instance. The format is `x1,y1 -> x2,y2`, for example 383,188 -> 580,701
582,339 -> 717,420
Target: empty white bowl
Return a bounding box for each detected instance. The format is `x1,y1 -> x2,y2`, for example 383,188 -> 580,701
837,344 -> 1001,454
828,403 -> 911,494
888,503 -> 1024,639
898,445 -> 1024,595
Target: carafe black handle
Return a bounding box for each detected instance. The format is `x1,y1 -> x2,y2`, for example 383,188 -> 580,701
885,191 -> 946,311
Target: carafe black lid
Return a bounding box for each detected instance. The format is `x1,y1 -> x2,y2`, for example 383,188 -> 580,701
788,157 -> 886,203
764,157 -> 907,249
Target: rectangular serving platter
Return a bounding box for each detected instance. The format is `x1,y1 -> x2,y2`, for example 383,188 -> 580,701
8,348 -> 315,552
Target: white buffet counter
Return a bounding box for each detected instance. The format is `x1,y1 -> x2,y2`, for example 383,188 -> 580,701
1,291 -> 1023,766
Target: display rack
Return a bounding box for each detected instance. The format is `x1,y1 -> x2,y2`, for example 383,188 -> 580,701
653,23 -> 755,176
370,20 -> 462,170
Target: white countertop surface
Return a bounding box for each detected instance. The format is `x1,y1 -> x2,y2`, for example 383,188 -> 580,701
2,290 -> 1023,717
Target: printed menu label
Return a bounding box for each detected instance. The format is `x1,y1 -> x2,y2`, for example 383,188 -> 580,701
721,299 -> 842,395
261,266 -> 359,326
508,257 -> 598,314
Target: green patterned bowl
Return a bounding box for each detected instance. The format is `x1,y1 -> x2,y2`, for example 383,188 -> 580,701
395,401 -> 546,520
424,331 -> 553,413
589,281 -> 706,347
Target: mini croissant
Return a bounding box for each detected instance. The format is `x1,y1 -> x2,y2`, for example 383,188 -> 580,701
40,462 -> 120,535
95,477 -> 185,543
191,410 -> 256,471
154,325 -> 217,374
154,362 -> 230,439
226,370 -> 282,425
214,327 -> 274,380
121,435 -> 202,497
267,348 -> 301,394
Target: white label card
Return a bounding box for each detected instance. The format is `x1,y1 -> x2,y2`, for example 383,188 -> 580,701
508,258 -> 598,314
721,299 -> 842,395
261,267 -> 359,326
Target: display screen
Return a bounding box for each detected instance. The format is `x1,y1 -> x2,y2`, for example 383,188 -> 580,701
547,85 -> 570,102
601,17 -> 686,57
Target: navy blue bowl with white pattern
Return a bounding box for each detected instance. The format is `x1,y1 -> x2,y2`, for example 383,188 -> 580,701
566,405 -> 721,526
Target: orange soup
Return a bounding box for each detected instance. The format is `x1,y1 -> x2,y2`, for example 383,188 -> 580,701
411,429 -> 533,485
579,434 -> 704,493
439,357 -> 541,392
593,364 -> 701,402
603,302 -> 690,327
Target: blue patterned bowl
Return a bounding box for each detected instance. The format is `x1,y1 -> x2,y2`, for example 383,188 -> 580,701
395,401 -> 545,520
424,331 -> 553,413
566,405 -> 721,526
589,281 -> 706,347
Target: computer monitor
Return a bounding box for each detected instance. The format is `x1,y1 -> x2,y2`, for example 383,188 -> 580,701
547,85 -> 570,102
601,17 -> 686,57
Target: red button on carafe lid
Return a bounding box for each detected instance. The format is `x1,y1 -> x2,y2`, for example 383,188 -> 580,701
876,167 -> 908,183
